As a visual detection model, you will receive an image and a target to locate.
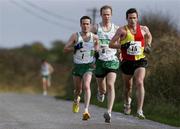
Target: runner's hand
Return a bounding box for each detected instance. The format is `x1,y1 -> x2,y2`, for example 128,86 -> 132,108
74,42 -> 83,53
94,51 -> 99,59
74,42 -> 83,50
144,44 -> 152,54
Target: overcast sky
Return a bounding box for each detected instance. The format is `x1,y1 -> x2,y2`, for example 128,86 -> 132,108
0,0 -> 180,48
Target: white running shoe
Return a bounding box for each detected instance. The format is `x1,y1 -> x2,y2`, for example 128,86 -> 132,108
43,91 -> 47,96
103,112 -> 111,123
97,92 -> 105,102
137,110 -> 145,119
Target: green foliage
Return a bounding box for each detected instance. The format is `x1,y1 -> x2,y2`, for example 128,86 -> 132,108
140,11 -> 179,38
50,40 -> 72,64
145,101 -> 180,126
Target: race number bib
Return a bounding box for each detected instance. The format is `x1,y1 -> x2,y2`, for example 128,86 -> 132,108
75,42 -> 93,61
99,44 -> 108,55
127,41 -> 142,55
75,50 -> 92,61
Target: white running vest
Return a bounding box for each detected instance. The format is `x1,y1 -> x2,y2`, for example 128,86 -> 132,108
73,32 -> 94,64
97,23 -> 118,61
41,64 -> 49,76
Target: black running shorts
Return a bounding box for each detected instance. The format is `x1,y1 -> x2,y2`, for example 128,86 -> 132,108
121,58 -> 148,75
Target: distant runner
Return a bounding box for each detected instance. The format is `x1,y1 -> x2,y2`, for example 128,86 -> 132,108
41,59 -> 54,96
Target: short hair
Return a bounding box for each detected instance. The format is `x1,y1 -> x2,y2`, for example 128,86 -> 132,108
126,8 -> 138,19
80,16 -> 91,24
41,59 -> 47,63
100,5 -> 112,15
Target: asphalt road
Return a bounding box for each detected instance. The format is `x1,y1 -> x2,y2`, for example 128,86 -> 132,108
0,93 -> 178,129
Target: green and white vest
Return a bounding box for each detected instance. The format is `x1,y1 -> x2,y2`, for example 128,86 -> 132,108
97,23 -> 118,61
73,32 -> 94,64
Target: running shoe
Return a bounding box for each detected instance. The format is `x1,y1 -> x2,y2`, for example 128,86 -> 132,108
103,112 -> 111,123
124,98 -> 132,115
43,91 -> 47,96
137,110 -> 145,119
72,96 -> 81,113
97,92 -> 105,102
124,104 -> 131,115
82,112 -> 91,120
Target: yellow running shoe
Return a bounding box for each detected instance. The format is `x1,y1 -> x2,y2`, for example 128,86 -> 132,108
82,112 -> 90,120
72,103 -> 79,113
72,96 -> 81,113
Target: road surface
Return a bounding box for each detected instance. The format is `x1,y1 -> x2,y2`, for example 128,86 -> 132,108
0,93 -> 178,129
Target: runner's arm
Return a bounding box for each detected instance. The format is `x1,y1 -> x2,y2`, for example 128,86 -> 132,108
48,64 -> 54,74
144,26 -> 152,47
109,28 -> 122,49
143,26 -> 152,53
93,34 -> 99,52
63,33 -> 77,53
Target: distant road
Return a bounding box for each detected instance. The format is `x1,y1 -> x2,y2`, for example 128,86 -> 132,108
0,93 -> 178,129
